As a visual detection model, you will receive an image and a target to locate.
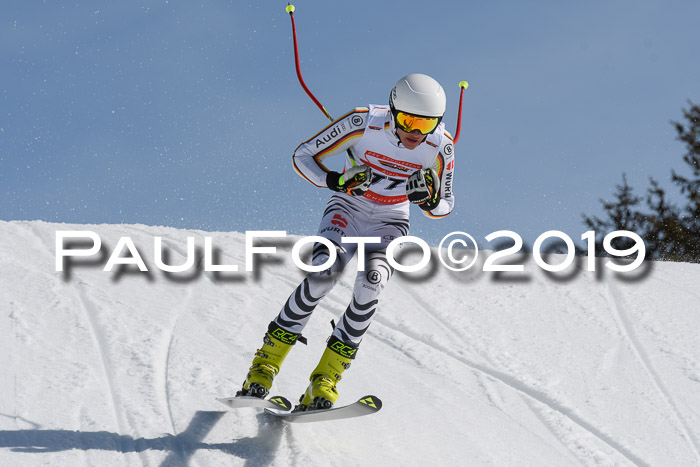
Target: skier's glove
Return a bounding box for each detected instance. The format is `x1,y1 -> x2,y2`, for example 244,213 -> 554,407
326,165 -> 373,196
406,168 -> 440,211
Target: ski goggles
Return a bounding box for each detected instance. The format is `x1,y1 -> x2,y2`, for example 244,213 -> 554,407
394,111 -> 440,135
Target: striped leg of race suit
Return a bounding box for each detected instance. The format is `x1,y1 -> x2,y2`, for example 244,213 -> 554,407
273,240 -> 354,335
331,250 -> 393,345
273,246 -> 394,346
274,193 -> 404,346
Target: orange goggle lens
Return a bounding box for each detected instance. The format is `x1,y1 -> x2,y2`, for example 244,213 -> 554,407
394,111 -> 439,135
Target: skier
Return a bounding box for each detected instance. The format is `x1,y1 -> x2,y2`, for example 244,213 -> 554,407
237,73 -> 456,411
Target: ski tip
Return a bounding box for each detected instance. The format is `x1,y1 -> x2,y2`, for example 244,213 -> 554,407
268,396 -> 293,411
358,395 -> 382,411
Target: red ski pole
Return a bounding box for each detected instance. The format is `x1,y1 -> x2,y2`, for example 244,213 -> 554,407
285,3 -> 333,122
285,3 -> 361,167
453,80 -> 469,145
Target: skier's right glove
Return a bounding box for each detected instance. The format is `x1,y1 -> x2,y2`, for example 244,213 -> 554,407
326,164 -> 373,196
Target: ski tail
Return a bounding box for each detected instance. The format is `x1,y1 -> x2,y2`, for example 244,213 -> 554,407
217,395 -> 293,411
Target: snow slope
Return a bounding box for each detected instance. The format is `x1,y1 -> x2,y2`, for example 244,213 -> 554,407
1,220 -> 699,466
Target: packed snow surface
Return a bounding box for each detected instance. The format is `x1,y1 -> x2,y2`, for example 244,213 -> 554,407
1,220 -> 699,466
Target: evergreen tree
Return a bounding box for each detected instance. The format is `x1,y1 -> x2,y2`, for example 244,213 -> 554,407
583,101 -> 700,262
669,102 -> 700,260
583,174 -> 642,256
642,177 -> 683,260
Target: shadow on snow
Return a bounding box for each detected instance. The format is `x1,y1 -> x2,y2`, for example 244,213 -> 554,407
0,410 -> 286,467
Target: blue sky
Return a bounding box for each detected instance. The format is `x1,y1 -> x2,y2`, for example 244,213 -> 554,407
2,0 -> 699,247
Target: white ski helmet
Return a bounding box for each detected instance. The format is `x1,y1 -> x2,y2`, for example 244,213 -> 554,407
389,73 -> 446,119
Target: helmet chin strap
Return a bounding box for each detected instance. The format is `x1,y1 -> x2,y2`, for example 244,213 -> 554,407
388,111 -> 399,143
388,113 -> 407,146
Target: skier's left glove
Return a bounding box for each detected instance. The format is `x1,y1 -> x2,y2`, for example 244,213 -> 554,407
326,164 -> 373,196
406,168 -> 440,211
